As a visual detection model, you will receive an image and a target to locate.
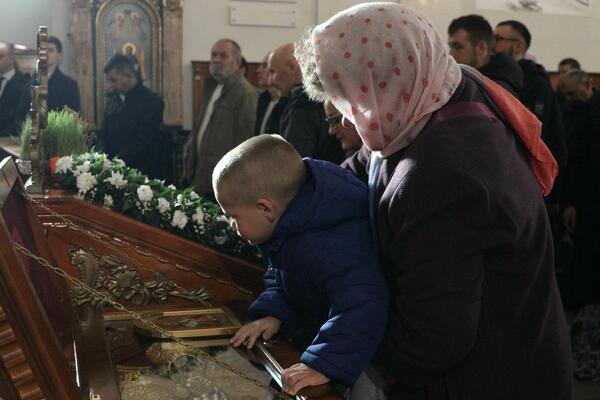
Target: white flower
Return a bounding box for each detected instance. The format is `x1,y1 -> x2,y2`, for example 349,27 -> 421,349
168,184 -> 176,191
156,198 -> 171,214
137,185 -> 154,203
55,156 -> 73,174
192,207 -> 204,223
214,235 -> 227,245
104,171 -> 127,189
189,191 -> 200,200
216,215 -> 231,224
101,158 -> 112,172
114,158 -> 126,168
92,152 -> 102,160
74,160 -> 91,176
103,194 -> 113,208
176,194 -> 184,203
76,172 -> 96,194
171,210 -> 188,229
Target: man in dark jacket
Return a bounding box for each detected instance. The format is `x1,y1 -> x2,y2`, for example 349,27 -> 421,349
97,54 -> 164,178
214,134 -> 388,396
46,36 -> 80,112
254,51 -> 286,135
559,69 -> 600,307
0,42 -> 30,136
494,20 -> 566,178
269,43 -> 344,164
448,15 -> 523,96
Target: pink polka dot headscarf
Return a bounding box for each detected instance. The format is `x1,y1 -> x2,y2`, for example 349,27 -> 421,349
312,2 -> 462,157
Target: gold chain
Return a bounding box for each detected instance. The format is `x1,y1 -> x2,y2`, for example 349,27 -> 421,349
23,190 -> 222,292
15,190 -> 294,400
14,243 -> 292,400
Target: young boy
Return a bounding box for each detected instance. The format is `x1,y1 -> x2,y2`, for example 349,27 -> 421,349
212,134 -> 388,396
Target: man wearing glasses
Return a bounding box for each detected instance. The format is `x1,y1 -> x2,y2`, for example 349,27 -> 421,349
494,20 -> 567,272
447,15 -> 523,97
493,21 -> 566,173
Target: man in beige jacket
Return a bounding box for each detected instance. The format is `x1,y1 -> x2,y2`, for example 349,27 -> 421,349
184,38 -> 256,196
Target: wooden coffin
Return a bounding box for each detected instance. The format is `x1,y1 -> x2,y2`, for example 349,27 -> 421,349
0,156 -> 343,400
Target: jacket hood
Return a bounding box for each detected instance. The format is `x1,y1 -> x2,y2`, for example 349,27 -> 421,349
518,58 -> 549,80
260,158 -> 368,252
479,52 -> 524,95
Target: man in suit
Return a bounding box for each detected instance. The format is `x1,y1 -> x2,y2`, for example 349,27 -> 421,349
184,38 -> 256,196
46,36 -> 80,112
97,54 -> 164,178
0,42 -> 30,136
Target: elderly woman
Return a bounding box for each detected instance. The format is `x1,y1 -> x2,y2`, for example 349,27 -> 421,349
291,3 -> 572,400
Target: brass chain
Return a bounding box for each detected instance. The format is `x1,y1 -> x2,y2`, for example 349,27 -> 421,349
13,243 -> 292,400
23,190 -> 221,293
15,189 -> 294,400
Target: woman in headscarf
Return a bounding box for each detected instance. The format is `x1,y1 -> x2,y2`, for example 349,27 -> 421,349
293,2 -> 572,399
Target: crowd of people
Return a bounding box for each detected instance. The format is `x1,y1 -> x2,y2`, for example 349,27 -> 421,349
3,3 -> 599,398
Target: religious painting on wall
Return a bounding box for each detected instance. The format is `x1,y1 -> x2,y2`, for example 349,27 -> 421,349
94,0 -> 162,120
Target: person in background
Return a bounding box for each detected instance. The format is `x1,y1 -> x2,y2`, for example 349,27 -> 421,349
298,3 -> 572,399
98,54 -> 164,178
240,56 -> 249,78
46,36 -> 80,112
494,20 -> 567,261
255,51 -> 285,135
183,38 -> 256,197
213,134 -> 388,396
447,14 -> 523,96
0,41 -> 30,136
323,98 -> 362,157
558,69 -> 600,308
558,58 -> 581,76
268,43 -> 343,164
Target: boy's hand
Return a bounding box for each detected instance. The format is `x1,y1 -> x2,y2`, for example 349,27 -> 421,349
281,363 -> 330,395
229,316 -> 281,349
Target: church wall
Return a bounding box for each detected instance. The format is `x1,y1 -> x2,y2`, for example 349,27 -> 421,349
181,0 -> 600,129
0,0 -> 72,74
1,0 -> 599,129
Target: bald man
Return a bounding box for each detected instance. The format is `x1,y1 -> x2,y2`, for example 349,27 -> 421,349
0,42 -> 30,136
268,43 -> 343,164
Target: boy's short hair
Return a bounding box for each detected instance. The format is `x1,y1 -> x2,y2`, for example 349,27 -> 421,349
448,15 -> 494,49
213,134 -> 306,206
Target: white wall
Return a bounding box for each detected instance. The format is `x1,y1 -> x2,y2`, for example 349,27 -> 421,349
0,0 -> 73,74
405,0 -> 600,72
181,0 -> 600,128
3,0 -> 599,128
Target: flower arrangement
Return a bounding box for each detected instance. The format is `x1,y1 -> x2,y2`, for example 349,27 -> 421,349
54,152 -> 257,259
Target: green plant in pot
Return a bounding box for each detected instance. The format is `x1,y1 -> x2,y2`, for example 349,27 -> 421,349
19,110 -> 91,175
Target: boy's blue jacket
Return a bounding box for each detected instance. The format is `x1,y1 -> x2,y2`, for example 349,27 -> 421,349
250,158 -> 389,386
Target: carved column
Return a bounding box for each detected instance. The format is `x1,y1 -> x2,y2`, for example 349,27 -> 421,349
162,0 -> 184,127
71,0 -> 95,126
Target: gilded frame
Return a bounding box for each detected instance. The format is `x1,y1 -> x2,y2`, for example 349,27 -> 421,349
132,307 -> 242,338
94,0 -> 163,121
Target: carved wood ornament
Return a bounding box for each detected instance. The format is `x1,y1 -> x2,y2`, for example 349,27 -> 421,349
69,246 -> 214,307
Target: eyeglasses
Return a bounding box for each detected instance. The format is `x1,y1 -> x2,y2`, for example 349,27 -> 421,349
325,113 -> 343,126
494,35 -> 520,43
